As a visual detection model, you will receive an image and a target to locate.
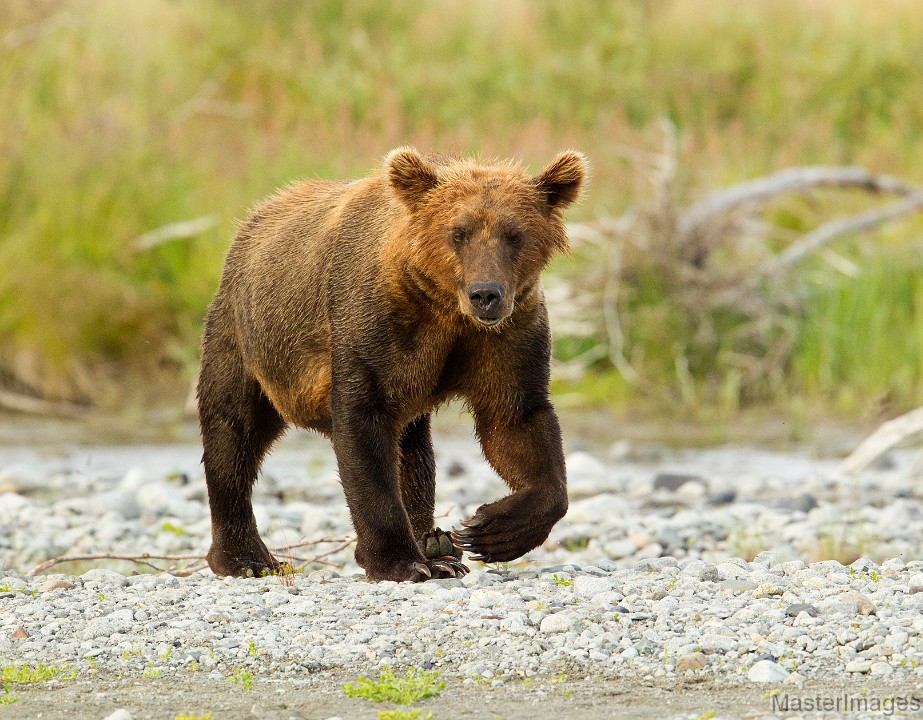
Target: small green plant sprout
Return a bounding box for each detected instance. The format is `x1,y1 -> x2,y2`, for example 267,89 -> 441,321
175,713 -> 213,720
160,647 -> 173,662
666,576 -> 678,591
695,712 -> 717,720
550,672 -> 567,685
343,667 -> 445,704
160,521 -> 187,536
378,711 -> 433,720
1,664 -> 77,683
563,536 -> 589,551
248,640 -> 259,658
229,668 -> 253,692
0,683 -> 18,705
552,574 -> 574,587
187,660 -> 199,673
142,663 -> 162,679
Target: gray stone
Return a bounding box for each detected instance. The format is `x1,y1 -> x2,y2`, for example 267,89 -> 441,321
785,603 -> 819,618
652,473 -> 702,492
719,579 -> 756,596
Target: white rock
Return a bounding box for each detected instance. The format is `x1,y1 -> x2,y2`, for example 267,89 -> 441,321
747,660 -> 789,683
0,492 -> 31,516
573,575 -> 615,599
135,481 -> 188,518
540,612 -> 578,633
103,711 -> 133,720
81,569 -> 128,586
603,540 -> 636,559
470,589 -> 503,608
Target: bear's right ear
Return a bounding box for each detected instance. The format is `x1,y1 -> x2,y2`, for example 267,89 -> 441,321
386,147 -> 439,210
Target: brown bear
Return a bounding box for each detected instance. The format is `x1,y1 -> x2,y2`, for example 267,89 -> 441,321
197,147 -> 586,582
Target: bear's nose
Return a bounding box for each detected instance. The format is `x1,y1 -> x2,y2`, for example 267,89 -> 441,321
467,281 -> 504,314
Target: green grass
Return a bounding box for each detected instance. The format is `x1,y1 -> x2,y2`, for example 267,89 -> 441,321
1,664 -> 77,684
0,683 -> 18,705
176,713 -> 213,720
378,711 -> 433,720
228,668 -> 253,692
1,1 -> 922,414
344,667 -> 445,705
160,521 -> 187,536
552,574 -> 574,587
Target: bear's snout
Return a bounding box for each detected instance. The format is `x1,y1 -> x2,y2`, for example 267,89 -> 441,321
467,280 -> 506,323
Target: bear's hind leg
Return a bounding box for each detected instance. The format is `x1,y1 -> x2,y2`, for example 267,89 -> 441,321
198,326 -> 287,577
398,416 -> 466,575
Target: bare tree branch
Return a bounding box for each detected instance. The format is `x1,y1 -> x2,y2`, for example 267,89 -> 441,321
0,389 -> 87,419
761,195 -> 923,275
27,536 -> 355,577
679,166 -> 923,243
131,215 -> 220,252
840,407 -> 923,476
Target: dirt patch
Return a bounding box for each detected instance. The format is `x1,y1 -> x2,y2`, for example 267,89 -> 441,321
8,672 -> 921,719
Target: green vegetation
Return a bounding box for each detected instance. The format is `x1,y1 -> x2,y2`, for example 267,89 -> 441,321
0,683 -> 18,705
228,668 -> 253,692
1,664 -> 77,683
344,667 -> 445,705
552,574 -> 574,587
142,663 -> 162,679
1,1 -> 922,415
160,521 -> 187,536
378,711 -> 433,720
176,714 -> 213,720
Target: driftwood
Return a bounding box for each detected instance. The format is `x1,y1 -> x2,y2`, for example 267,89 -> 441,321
558,122 -> 923,403
131,214 -> 220,252
840,407 -> 923,476
0,389 -> 87,419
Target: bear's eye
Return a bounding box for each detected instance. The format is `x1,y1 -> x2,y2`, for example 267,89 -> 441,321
450,227 -> 468,245
505,230 -> 524,245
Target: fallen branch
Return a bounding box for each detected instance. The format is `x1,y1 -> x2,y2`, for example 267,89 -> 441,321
131,215 -> 220,252
0,389 -> 88,419
27,535 -> 355,577
678,166 -> 923,243
840,407 -> 923,476
762,195 -> 923,275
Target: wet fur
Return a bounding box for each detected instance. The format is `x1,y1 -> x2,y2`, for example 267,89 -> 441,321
198,148 -> 587,581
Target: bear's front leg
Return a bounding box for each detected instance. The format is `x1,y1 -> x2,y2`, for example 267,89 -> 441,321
331,392 -> 466,582
453,401 -> 568,563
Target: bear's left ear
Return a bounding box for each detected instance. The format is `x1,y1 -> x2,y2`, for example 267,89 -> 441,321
534,151 -> 588,210
386,146 -> 439,210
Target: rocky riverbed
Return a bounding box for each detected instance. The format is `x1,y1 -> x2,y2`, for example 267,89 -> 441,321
1,427 -> 923,718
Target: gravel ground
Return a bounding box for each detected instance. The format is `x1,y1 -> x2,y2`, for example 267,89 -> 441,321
2,428 -> 923,718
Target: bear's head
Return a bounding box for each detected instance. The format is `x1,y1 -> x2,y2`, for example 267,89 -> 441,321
386,147 -> 587,328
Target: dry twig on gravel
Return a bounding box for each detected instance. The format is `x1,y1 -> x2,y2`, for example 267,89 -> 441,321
27,536 -> 356,577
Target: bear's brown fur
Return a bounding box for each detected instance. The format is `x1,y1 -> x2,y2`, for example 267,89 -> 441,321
198,148 -> 587,581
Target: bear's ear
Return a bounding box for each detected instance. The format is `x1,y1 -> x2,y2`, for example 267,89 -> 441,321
386,146 -> 439,210
534,151 -> 587,210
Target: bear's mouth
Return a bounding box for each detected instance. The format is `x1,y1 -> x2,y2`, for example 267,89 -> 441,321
475,316 -> 503,327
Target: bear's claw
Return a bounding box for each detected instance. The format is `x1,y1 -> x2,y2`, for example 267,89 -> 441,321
408,557 -> 469,582
417,527 -> 463,561
451,491 -> 562,564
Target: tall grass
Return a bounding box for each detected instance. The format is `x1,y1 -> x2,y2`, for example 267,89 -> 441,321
1,0 -> 922,412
